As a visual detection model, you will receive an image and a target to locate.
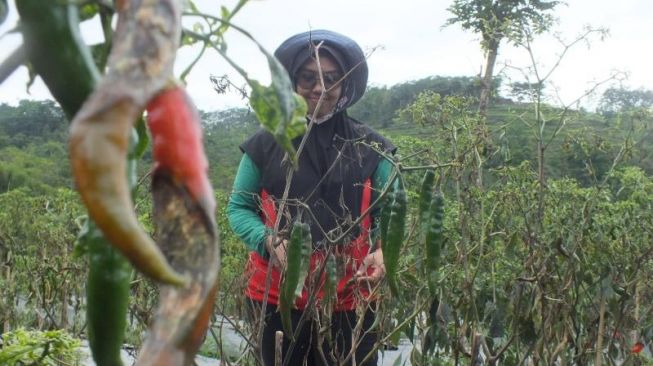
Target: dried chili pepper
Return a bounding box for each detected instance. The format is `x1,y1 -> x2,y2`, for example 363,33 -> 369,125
383,181 -> 407,296
425,192 -> 445,295
146,85 -> 216,219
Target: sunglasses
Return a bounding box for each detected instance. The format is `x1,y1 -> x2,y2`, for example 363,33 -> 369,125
295,69 -> 343,90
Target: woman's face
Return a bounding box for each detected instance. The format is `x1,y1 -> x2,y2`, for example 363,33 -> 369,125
295,55 -> 343,120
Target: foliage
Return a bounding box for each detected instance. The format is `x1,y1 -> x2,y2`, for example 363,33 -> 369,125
0,101 -> 71,193
599,87 -> 653,117
349,76 -> 504,128
509,81 -> 544,102
446,0 -> 560,50
388,84 -> 653,364
202,108 -> 259,190
446,0 -> 562,118
0,101 -> 66,145
0,328 -> 81,365
0,188 -> 85,332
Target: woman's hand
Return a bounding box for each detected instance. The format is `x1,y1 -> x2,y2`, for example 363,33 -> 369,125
265,235 -> 288,271
355,247 -> 385,285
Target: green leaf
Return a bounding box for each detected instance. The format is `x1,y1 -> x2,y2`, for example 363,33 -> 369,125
220,5 -> 230,21
248,77 -> 307,167
0,328 -> 81,365
187,0 -> 200,13
206,19 -> 307,165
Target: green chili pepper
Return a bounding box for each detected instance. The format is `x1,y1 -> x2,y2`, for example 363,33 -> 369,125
323,252 -> 338,305
16,0 -> 100,119
82,220 -> 131,366
425,192 -> 445,295
417,170 -> 435,235
297,223 -> 311,297
379,190 -> 395,250
383,181 -> 407,296
279,221 -> 308,337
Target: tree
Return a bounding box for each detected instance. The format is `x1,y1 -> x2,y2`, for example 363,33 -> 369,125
598,87 -> 653,116
509,80 -> 544,102
446,0 -> 561,118
0,100 -> 67,147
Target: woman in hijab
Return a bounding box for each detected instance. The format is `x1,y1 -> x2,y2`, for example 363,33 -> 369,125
228,29 -> 396,366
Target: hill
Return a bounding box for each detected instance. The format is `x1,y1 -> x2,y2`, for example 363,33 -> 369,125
1,77 -> 651,195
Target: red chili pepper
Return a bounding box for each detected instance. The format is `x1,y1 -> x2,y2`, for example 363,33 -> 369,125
632,342 -> 644,354
146,86 -> 215,218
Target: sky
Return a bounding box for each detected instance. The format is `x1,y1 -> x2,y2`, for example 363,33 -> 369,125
0,0 -> 651,112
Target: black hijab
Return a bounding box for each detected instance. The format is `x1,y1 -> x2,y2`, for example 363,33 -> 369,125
274,29 -> 368,113
241,30 -> 395,246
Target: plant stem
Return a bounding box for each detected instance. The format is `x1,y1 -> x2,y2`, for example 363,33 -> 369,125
595,291 -> 605,366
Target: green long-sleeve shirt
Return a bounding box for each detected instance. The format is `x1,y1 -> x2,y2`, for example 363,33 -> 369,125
227,153 -> 394,257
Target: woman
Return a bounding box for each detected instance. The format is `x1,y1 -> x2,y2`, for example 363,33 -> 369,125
228,29 -> 395,366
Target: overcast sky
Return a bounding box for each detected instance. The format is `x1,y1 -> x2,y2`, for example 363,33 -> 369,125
0,0 -> 651,112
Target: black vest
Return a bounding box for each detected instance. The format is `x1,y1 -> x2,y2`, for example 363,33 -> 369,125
241,114 -> 395,246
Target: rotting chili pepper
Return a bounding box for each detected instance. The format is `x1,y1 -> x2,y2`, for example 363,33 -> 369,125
69,0 -> 187,286
136,167 -> 219,366
425,192 -> 445,295
70,100 -> 188,286
146,85 -> 216,221
383,181 -> 407,296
